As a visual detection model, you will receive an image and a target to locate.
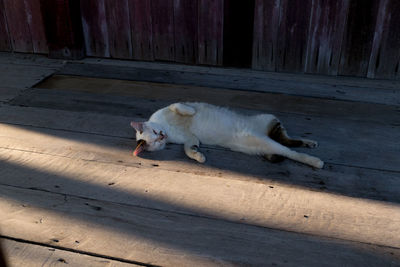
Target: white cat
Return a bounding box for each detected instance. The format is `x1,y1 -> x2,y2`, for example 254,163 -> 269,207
131,102 -> 324,169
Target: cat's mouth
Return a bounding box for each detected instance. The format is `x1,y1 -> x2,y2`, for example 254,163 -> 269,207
133,139 -> 146,156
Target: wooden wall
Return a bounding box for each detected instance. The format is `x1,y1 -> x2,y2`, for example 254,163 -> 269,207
80,0 -> 224,66
253,0 -> 400,79
0,0 -> 399,79
0,0 -> 47,53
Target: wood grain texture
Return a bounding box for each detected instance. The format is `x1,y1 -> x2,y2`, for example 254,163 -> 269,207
3,0 -> 33,52
173,0 -> 198,64
104,0 -> 132,59
2,238 -> 139,267
198,0 -> 224,65
0,104 -> 399,208
151,0 -> 175,61
24,0 -> 47,54
80,0 -> 110,57
305,0 -> 349,75
1,185 -> 398,266
129,0 -> 154,61
277,0 -> 312,72
59,63 -> 400,106
252,0 -> 281,71
339,0 -> 380,77
0,0 -> 11,51
368,0 -> 400,79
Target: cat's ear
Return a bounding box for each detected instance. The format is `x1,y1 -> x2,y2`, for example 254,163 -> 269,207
130,122 -> 144,133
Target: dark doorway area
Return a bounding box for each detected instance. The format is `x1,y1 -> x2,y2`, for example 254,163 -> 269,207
223,0 -> 255,68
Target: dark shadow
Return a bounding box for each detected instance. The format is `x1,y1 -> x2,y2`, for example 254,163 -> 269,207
4,101 -> 400,204
223,0 -> 256,68
0,160 -> 398,266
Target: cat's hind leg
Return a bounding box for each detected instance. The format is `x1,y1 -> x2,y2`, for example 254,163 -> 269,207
183,135 -> 206,163
269,120 -> 318,148
234,134 -> 323,169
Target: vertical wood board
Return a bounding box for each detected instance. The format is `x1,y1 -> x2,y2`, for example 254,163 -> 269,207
151,0 -> 175,61
276,0 -> 312,73
339,0 -> 380,77
3,0 -> 33,52
104,0 -> 132,59
80,0 -> 110,57
24,0 -> 48,53
305,0 -> 349,75
173,0 -> 198,64
252,0 -> 281,71
129,0 -> 154,61
198,0 -> 224,65
368,0 -> 400,79
0,0 -> 11,51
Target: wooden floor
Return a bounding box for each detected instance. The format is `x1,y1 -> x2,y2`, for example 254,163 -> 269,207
0,52 -> 400,266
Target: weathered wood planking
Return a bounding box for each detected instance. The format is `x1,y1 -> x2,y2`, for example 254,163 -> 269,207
0,0 -> 11,51
80,0 -> 110,57
252,0 -> 280,71
35,75 -> 400,125
9,87 -> 400,173
198,0 -> 224,66
339,0 -> 380,77
59,63 -> 400,106
1,142 -> 400,249
0,64 -> 56,92
3,0 -> 33,52
173,0 -> 198,64
5,85 -> 400,198
129,0 -> 154,61
1,238 -> 139,267
368,0 -> 400,80
277,0 -> 312,72
1,185 -> 399,266
305,0 -> 349,75
151,0 -> 175,61
104,0 -> 132,59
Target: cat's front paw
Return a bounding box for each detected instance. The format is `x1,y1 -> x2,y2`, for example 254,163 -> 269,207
195,152 -> 206,163
303,139 -> 318,148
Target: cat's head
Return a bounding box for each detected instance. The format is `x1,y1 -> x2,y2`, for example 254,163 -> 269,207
130,121 -> 168,156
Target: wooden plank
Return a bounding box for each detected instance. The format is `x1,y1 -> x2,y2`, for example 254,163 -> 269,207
0,64 -> 56,89
1,185 -> 399,266
3,0 -> 33,52
1,238 -> 139,267
368,0 -> 400,79
24,0 -> 47,54
80,0 -> 110,57
128,0 -> 154,61
173,0 -> 198,64
198,0 -> 224,65
0,52 -> 64,68
339,0 -> 380,77
1,103 -> 399,203
80,57 -> 400,91
276,0 -> 312,72
0,0 -> 11,51
59,63 -> 400,106
34,75 -> 400,126
104,0 -> 132,59
252,0 -> 281,71
305,0 -> 349,75
151,0 -> 175,61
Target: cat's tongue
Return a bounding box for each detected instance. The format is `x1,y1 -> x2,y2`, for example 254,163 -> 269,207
133,140 -> 146,156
